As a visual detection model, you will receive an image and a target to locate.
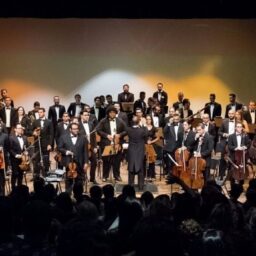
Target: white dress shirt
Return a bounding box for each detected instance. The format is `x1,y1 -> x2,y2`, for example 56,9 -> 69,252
110,119 -> 117,136
210,104 -> 214,119
71,134 -> 77,145
17,135 -> 24,150
236,133 -> 242,148
75,105 -> 81,117
5,108 -> 11,128
228,121 -> 235,135
250,111 -> 255,124
55,106 -> 60,121
174,125 -> 179,141
83,122 -> 90,143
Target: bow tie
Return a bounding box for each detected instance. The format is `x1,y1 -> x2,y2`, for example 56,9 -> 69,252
229,120 -> 234,122
109,118 -> 116,122
173,124 -> 179,126
17,135 -> 22,138
83,121 -> 88,124
6,107 -> 11,109
71,135 -> 77,138
236,133 -> 242,136
251,110 -> 255,113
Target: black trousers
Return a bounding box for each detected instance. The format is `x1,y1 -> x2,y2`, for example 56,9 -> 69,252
33,151 -> 50,177
102,151 -> 122,179
0,169 -> 5,196
128,170 -> 144,190
89,151 -> 97,182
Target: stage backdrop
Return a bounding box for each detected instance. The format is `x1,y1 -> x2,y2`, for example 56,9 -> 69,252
0,19 -> 256,116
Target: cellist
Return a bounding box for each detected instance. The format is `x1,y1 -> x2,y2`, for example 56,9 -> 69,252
193,123 -> 214,182
227,122 -> 251,185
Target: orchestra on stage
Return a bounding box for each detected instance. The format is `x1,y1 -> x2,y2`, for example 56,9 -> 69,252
0,85 -> 255,195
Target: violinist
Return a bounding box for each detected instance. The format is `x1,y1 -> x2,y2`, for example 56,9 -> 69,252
9,123 -> 29,190
193,123 -> 214,181
145,115 -> 159,181
79,110 -> 98,185
227,122 -> 251,184
57,122 -> 89,194
96,106 -> 126,182
0,123 -> 9,196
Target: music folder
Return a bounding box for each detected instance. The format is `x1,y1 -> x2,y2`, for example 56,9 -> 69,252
121,102 -> 134,112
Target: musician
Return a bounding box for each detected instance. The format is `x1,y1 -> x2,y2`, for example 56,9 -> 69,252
90,96 -> 106,122
225,93 -> 243,118
32,107 -> 54,177
182,120 -> 197,154
84,105 -> 98,126
235,110 -> 249,133
27,101 -> 40,123
118,84 -> 135,104
55,112 -> 70,143
134,91 -> 147,115
126,116 -> 148,190
193,123 -> 214,181
135,108 -> 146,127
106,94 -> 114,109
146,97 -> 157,115
151,104 -> 165,128
79,110 -> 98,185
152,82 -> 168,114
243,100 -> 256,125
228,122 -> 251,183
163,113 -> 184,177
173,91 -> 184,111
67,93 -> 86,118
58,122 -> 89,193
204,93 -> 222,121
0,97 -> 17,134
114,102 -> 128,126
218,109 -> 236,142
179,98 -> 193,120
0,123 -> 9,196
9,123 -> 29,190
100,95 -> 107,108
202,113 -> 216,140
48,96 -> 66,134
145,115 -> 159,181
14,106 -> 32,136
96,106 -> 126,182
164,107 -> 176,126
0,89 -> 14,108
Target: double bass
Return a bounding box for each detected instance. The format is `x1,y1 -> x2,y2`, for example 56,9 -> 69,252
188,136 -> 206,189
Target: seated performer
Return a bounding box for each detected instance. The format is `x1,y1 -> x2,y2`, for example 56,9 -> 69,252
126,116 -> 148,190
58,122 -> 89,194
9,123 -> 29,190
96,106 -> 126,182
228,122 -> 251,185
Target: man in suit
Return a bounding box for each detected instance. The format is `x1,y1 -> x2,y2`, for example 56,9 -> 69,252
28,101 -> 40,124
204,93 -> 222,121
9,123 -> 29,190
225,93 -> 243,118
163,113 -> 184,177
58,122 -> 89,194
97,106 -> 127,182
84,105 -> 98,126
67,93 -> 86,118
182,120 -> 197,154
114,102 -> 128,125
0,97 -> 17,134
228,122 -> 251,184
105,94 -> 114,109
164,107 -> 176,127
0,89 -> 14,108
32,108 -> 54,177
48,96 -> 66,135
134,91 -> 147,115
79,110 -> 98,184
173,92 -> 184,111
90,96 -> 106,122
151,104 -> 165,128
243,100 -> 256,125
55,112 -> 70,143
179,98 -> 193,120
202,113 -> 216,141
118,84 -> 135,104
153,82 -> 168,114
193,123 -> 214,181
0,123 -> 9,196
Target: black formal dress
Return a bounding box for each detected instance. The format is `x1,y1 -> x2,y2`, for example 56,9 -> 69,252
58,133 -> 89,193
9,134 -> 29,189
97,117 -> 126,180
126,126 -> 148,190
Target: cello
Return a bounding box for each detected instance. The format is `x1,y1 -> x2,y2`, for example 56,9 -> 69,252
188,136 -> 206,189
232,148 -> 247,182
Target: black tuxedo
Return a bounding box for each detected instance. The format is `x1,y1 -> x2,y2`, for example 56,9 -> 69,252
153,90 -> 168,107
0,107 -> 17,129
67,102 -> 85,117
173,101 -> 183,111
243,110 -> 256,124
133,99 -> 147,115
118,92 -> 134,103
56,122 -> 70,143
97,117 -> 127,179
183,130 -> 196,153
151,113 -> 165,128
203,122 -> 216,139
90,106 -> 106,122
225,102 -> 243,118
48,104 -> 66,127
14,115 -> 32,136
218,118 -> 236,140
9,134 -> 29,189
204,102 -> 222,121
180,109 -> 193,119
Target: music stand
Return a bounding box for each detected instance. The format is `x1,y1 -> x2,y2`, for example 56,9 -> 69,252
121,102 -> 134,112
214,116 -> 223,128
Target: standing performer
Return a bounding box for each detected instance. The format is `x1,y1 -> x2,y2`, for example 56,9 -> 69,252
204,93 -> 222,121
67,93 -> 86,118
126,116 -> 148,190
32,108 -> 54,177
152,82 -> 168,114
58,122 -> 89,194
14,106 -> 32,136
79,110 -> 98,184
0,123 -> 9,196
225,93 -> 243,118
97,106 -> 126,182
9,123 -> 29,190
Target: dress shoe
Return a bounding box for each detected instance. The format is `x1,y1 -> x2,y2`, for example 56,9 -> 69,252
102,178 -> 107,182
115,176 -> 122,182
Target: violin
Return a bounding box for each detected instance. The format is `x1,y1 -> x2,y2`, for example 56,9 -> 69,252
174,147 -> 191,187
19,149 -> 30,171
67,154 -> 78,179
